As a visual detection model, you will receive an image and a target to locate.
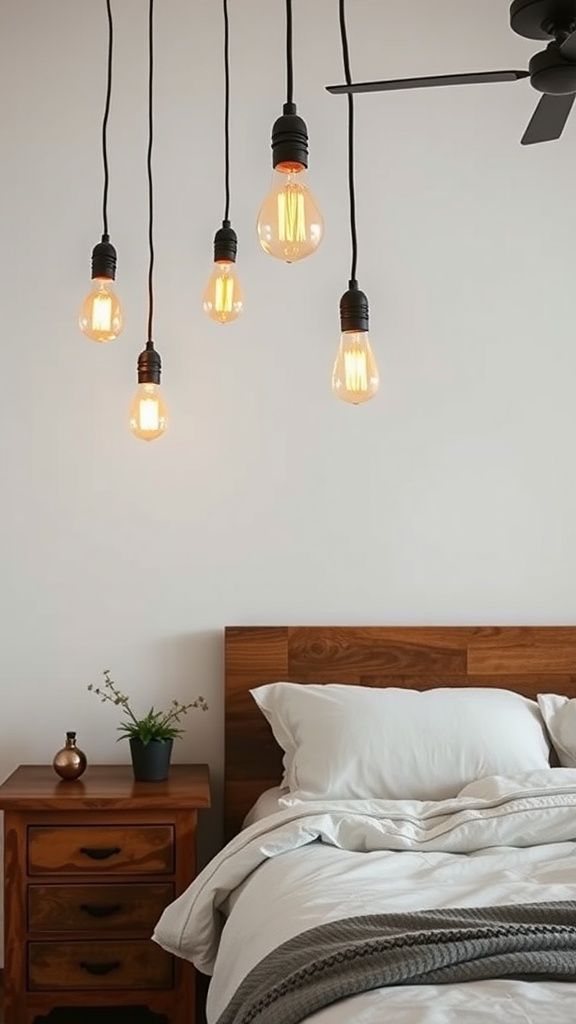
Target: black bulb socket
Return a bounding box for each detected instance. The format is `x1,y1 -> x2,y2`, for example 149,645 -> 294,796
271,102 -> 309,170
91,234 -> 117,281
213,222 -> 238,263
340,283 -> 370,334
137,342 -> 162,385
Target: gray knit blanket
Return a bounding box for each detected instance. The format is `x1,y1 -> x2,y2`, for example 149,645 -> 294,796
216,902 -> 576,1024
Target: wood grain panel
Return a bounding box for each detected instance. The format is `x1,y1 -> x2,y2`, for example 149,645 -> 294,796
28,825 -> 174,875
224,625 -> 576,839
0,763 -> 211,812
469,647 -> 576,675
288,626 -> 469,676
226,626 -> 289,678
28,883 -> 174,932
28,939 -> 173,990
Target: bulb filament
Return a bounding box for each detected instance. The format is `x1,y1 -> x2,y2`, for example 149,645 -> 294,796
278,185 -> 306,243
91,292 -> 113,333
344,346 -> 369,393
138,397 -> 161,433
215,272 -> 234,313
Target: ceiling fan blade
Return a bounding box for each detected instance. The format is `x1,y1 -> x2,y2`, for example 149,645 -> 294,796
325,70 -> 529,95
559,30 -> 576,61
521,92 -> 576,144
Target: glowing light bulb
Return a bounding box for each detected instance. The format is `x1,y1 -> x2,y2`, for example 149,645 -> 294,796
332,330 -> 379,404
257,163 -> 323,263
332,285 -> 379,404
129,382 -> 168,441
129,344 -> 167,441
203,261 -> 244,323
203,224 -> 244,323
79,278 -> 124,342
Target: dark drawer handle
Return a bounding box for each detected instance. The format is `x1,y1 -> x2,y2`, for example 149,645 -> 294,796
79,846 -> 121,860
79,902 -> 122,918
80,959 -> 121,976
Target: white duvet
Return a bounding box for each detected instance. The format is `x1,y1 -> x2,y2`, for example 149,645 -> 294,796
154,769 -> 576,1024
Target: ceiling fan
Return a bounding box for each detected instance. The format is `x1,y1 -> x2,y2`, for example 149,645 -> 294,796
326,0 -> 576,145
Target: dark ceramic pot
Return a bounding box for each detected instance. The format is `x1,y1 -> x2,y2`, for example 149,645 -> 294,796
129,737 -> 173,782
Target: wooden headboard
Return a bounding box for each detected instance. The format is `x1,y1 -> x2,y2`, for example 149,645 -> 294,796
224,625 -> 576,838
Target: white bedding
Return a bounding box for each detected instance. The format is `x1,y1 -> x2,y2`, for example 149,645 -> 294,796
153,769 -> 576,1024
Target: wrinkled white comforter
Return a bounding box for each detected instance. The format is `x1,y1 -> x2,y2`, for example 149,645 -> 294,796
154,770 -> 576,1024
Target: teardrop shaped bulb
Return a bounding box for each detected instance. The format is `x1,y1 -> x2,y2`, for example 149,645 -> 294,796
257,165 -> 323,263
129,383 -> 169,441
203,261 -> 244,323
332,331 -> 379,405
79,278 -> 124,342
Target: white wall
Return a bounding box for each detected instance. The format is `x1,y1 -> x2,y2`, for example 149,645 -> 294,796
2,0 -> 576,910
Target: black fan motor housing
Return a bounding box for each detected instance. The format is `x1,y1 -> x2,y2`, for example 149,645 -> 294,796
510,0 -> 576,40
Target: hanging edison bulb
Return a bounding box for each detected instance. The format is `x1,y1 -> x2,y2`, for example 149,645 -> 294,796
257,105 -> 323,263
203,223 -> 244,323
332,285 -> 379,405
129,343 -> 168,442
332,331 -> 379,404
129,383 -> 168,440
203,263 -> 243,323
79,236 -> 124,342
80,1 -> 124,345
258,163 -> 323,263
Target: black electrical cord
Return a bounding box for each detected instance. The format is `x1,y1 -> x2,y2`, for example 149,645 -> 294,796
223,0 -> 231,224
338,0 -> 358,287
286,0 -> 294,106
146,0 -> 155,346
101,0 -> 113,239
132,0 -> 161,395
211,0 -> 238,267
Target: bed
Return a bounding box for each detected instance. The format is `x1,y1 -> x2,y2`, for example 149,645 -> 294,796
154,625 -> 576,1024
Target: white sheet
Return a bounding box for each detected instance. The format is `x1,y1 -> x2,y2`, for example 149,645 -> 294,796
242,785 -> 286,827
153,769 -> 576,1024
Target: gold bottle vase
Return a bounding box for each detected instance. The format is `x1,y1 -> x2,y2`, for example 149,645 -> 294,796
53,731 -> 87,780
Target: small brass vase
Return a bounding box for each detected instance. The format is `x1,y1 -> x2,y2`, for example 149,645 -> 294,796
53,731 -> 87,781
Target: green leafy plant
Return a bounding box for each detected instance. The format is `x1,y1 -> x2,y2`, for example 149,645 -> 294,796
88,669 -> 208,745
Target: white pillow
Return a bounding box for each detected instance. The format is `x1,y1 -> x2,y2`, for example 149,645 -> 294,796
251,682 -> 551,802
537,693 -> 576,768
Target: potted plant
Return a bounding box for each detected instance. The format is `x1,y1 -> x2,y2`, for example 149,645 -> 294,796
88,669 -> 208,781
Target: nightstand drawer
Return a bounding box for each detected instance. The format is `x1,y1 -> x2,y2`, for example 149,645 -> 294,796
28,939 -> 174,990
28,825 -> 174,874
28,882 -> 174,931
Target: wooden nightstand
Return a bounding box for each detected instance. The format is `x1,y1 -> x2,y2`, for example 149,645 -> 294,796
0,763 -> 210,1024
